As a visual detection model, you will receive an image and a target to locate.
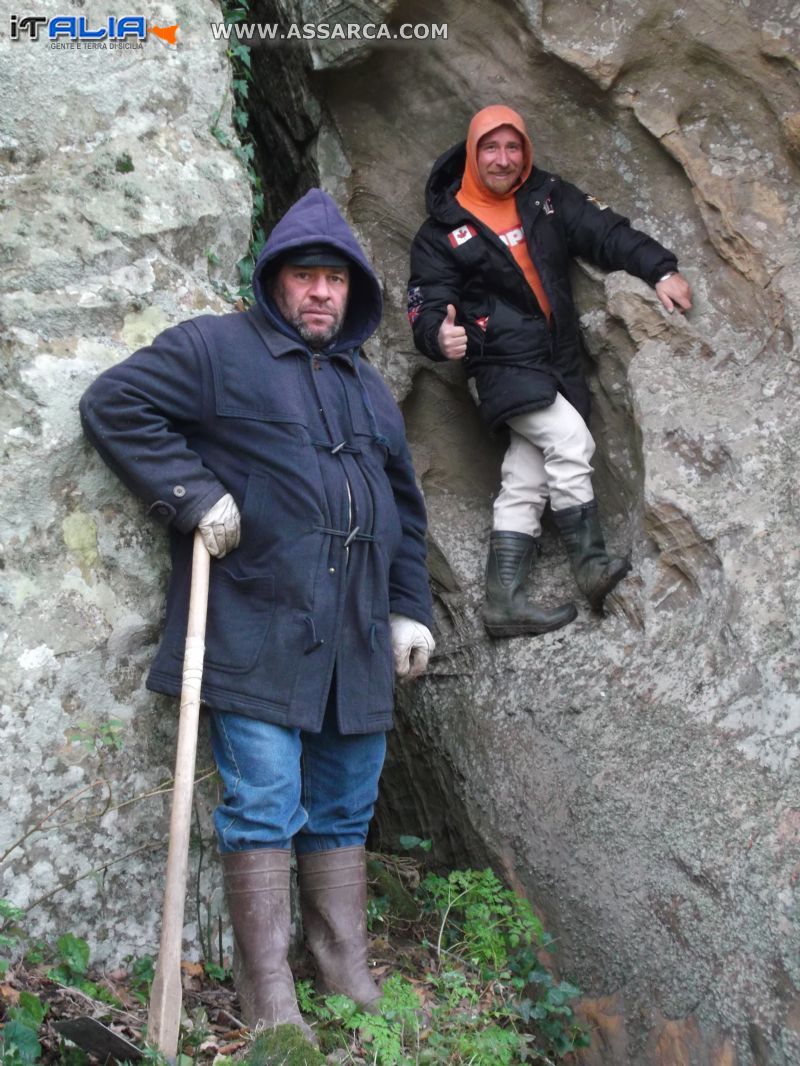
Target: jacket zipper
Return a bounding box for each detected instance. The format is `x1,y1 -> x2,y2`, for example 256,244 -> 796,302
455,204 -> 548,319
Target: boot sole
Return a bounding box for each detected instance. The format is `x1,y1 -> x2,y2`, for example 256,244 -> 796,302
483,604 -> 577,638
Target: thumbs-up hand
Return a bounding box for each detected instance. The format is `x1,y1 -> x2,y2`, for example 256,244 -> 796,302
437,303 -> 468,360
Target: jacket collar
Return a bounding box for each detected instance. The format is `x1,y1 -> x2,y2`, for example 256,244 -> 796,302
246,306 -> 356,368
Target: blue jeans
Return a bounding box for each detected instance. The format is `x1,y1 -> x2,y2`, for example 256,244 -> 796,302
208,691 -> 386,854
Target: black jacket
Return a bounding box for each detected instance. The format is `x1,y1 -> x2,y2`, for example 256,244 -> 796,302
408,142 -> 678,429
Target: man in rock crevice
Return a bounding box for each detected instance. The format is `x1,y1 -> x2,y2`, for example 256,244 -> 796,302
408,105 -> 692,636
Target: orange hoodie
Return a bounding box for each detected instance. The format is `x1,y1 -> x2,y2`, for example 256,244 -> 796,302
456,105 -> 552,320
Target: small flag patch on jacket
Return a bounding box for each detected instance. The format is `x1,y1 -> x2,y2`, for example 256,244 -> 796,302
407,285 -> 423,324
585,194 -> 608,211
448,223 -> 477,247
499,225 -> 525,248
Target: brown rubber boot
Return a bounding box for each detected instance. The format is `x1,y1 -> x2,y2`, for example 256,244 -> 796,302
222,849 -> 316,1043
297,846 -> 382,1012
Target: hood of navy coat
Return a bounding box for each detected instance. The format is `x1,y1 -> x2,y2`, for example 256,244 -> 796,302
252,189 -> 383,352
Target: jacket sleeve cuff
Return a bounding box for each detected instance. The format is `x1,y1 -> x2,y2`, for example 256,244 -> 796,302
150,483 -> 227,534
648,259 -> 679,286
414,323 -> 446,362
389,596 -> 434,630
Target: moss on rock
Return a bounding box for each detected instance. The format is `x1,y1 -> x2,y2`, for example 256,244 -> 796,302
236,1024 -> 325,1066
367,857 -> 419,921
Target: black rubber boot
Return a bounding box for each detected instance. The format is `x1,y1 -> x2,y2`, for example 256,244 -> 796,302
481,530 -> 577,638
552,500 -> 631,611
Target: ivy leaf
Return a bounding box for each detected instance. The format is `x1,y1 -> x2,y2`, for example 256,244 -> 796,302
57,932 -> 89,976
211,126 -> 230,148
2,1019 -> 42,1065
398,835 -> 432,852
0,899 -> 24,922
556,980 -> 581,1000
17,992 -> 47,1026
237,257 -> 254,286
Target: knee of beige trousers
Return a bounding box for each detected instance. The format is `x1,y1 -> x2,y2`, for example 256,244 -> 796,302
507,395 -> 595,512
492,429 -> 549,535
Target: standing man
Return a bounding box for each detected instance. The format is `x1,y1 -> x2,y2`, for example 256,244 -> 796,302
408,105 -> 692,637
80,189 -> 435,1038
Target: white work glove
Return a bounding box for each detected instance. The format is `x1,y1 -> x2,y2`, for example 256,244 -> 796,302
390,613 -> 435,682
197,493 -> 241,558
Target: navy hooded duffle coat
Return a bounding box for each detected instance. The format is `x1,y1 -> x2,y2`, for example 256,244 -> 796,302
80,190 -> 433,734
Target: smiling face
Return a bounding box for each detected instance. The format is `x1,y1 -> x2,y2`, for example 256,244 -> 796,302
272,263 -> 350,349
476,124 -> 525,195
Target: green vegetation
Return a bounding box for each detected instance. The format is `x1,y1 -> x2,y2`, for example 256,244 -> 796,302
66,718 -> 125,754
1,842 -> 589,1065
210,1 -> 264,306
0,991 -> 47,1065
0,613 -> 589,1066
231,1025 -> 327,1065
289,855 -> 590,1064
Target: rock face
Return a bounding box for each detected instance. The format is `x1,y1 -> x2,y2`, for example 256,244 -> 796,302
2,0 -> 799,1063
0,1 -> 250,964
257,0 -> 798,1062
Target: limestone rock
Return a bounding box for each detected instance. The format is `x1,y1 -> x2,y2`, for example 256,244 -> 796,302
0,0 -> 249,964
260,0 -> 798,1062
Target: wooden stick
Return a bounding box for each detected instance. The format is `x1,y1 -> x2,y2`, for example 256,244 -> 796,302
147,531 -> 211,1059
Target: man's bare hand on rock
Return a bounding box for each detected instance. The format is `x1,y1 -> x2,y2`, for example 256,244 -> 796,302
655,272 -> 692,314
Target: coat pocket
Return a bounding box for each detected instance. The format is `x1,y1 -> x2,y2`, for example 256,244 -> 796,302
482,298 -> 551,363
212,349 -> 308,425
460,294 -> 495,360
173,568 -> 276,674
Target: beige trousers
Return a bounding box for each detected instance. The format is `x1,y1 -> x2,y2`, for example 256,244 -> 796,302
493,394 -> 595,536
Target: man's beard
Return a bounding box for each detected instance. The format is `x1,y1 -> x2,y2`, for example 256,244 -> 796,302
290,309 -> 344,350
486,171 -> 517,192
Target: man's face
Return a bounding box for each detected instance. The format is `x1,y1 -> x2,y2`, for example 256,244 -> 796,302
476,125 -> 525,196
272,263 -> 350,349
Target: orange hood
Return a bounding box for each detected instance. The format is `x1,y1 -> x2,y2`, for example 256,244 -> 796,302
460,105 -> 533,204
